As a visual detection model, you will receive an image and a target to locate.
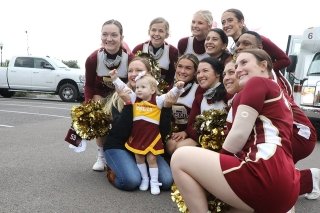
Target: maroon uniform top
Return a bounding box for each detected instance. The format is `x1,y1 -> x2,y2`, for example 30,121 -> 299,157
177,36 -> 209,60
132,41 -> 178,88
84,48 -> 134,101
262,35 -> 292,96
231,77 -> 293,157
220,77 -> 299,212
285,92 -> 317,163
186,84 -> 227,141
261,35 -> 291,72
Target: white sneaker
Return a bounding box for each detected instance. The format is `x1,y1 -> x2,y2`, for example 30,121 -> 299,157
92,156 -> 106,171
139,178 -> 149,191
286,206 -> 295,213
150,180 -> 162,195
305,168 -> 320,200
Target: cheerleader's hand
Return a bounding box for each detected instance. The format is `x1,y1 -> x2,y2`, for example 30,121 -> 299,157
171,131 -> 187,142
175,81 -> 185,90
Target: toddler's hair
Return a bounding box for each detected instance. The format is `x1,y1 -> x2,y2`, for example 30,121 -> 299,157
136,74 -> 159,94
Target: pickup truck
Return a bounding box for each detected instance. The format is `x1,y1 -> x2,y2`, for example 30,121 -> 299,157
0,56 -> 85,102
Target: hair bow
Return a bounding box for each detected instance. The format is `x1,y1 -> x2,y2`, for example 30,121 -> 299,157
134,71 -> 147,81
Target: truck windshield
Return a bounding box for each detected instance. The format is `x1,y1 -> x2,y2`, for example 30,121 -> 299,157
50,58 -> 69,69
307,52 -> 320,76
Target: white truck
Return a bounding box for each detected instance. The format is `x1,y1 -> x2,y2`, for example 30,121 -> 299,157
0,55 -> 85,102
286,26 -> 320,136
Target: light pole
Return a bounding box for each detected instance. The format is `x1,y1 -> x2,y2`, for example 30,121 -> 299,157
25,31 -> 30,55
0,42 -> 3,67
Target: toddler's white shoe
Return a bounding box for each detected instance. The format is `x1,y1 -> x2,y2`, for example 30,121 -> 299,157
92,155 -> 106,171
139,178 -> 149,191
305,168 -> 320,200
150,180 -> 162,195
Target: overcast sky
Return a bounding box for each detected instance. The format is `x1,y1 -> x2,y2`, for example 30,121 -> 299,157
0,0 -> 318,68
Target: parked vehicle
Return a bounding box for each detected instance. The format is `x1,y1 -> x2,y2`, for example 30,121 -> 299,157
0,56 -> 85,102
286,26 -> 320,137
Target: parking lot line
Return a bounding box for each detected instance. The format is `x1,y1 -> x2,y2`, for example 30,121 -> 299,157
0,124 -> 14,127
0,103 -> 70,110
0,109 -> 70,118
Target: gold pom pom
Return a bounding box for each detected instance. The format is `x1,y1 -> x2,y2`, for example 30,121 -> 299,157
194,109 -> 227,152
135,51 -> 169,94
171,184 -> 189,213
71,100 -> 112,140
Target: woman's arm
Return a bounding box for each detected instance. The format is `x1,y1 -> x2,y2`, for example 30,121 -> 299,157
177,37 -> 188,56
222,105 -> 258,153
166,45 -> 179,87
261,35 -> 290,71
84,50 -> 98,102
132,43 -> 144,55
159,107 -> 173,140
112,73 -> 135,103
158,82 -> 184,107
222,78 -> 270,153
185,88 -> 203,141
107,104 -> 133,145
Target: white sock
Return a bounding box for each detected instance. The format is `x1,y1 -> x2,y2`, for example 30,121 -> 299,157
137,163 -> 149,180
149,167 -> 159,183
97,146 -> 104,157
311,168 -> 320,192
149,167 -> 161,195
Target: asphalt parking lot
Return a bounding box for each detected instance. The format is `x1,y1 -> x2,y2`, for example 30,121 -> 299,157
0,96 -> 319,213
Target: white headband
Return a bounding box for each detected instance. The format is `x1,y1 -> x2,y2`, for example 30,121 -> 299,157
134,71 -> 147,81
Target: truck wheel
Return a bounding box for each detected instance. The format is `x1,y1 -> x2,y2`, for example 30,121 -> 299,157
310,119 -> 320,140
0,89 -> 15,98
58,83 -> 78,102
77,95 -> 85,102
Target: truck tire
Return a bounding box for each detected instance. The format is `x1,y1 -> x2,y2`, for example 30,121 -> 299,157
309,118 -> 320,140
77,95 -> 85,102
0,89 -> 15,98
58,83 -> 78,102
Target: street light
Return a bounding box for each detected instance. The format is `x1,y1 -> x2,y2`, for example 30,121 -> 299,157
0,42 -> 3,67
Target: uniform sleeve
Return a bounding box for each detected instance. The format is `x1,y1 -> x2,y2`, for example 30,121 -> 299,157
157,86 -> 185,108
84,50 -> 98,102
185,87 -> 203,141
132,43 -> 144,55
261,35 -> 290,72
113,78 -> 136,103
177,37 -> 188,56
169,86 -> 185,97
113,78 -> 130,91
238,77 -> 268,113
127,52 -> 135,63
166,45 -> 179,86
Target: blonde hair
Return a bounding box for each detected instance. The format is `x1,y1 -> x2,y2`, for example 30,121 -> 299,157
103,91 -> 124,116
194,10 -> 213,26
104,75 -> 159,115
136,74 -> 158,92
103,56 -> 153,116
